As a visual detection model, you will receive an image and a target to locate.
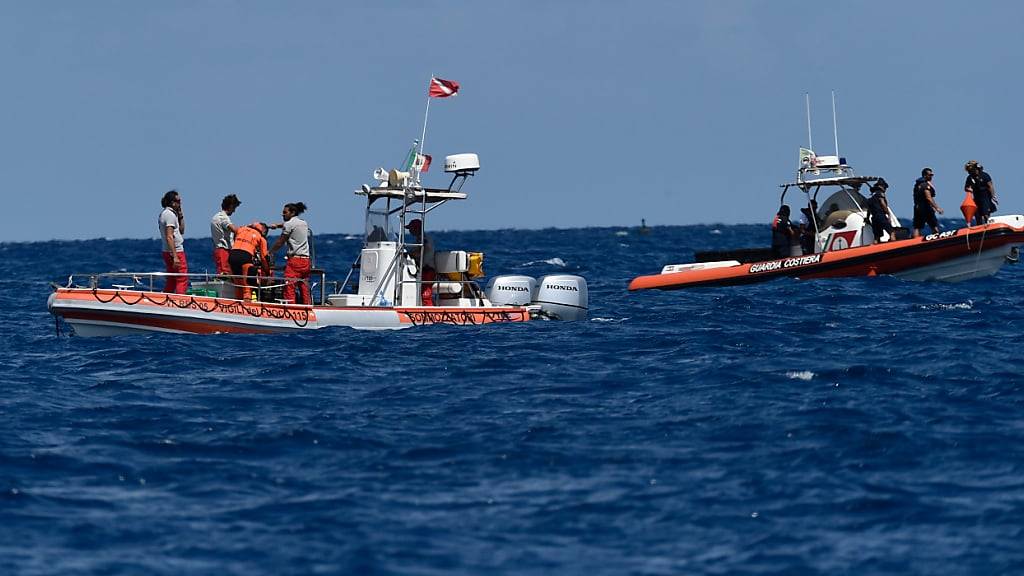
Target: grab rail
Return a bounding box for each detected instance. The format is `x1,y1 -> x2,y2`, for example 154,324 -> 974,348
59,270 -> 327,305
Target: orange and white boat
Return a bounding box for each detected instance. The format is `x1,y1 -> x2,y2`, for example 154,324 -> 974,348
629,154 -> 1024,291
48,152 -> 588,336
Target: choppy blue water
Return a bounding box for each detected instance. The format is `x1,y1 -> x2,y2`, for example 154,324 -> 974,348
4,225 -> 1024,575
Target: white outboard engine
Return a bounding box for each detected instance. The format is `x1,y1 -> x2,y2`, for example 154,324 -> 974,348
533,275 -> 589,321
485,275 -> 537,306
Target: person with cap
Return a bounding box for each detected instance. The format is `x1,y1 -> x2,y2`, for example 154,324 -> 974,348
799,199 -> 819,254
912,168 -> 943,237
210,194 -> 241,274
867,179 -> 893,244
228,222 -> 271,300
964,160 -> 996,225
158,189 -> 188,294
404,219 -> 436,305
269,202 -> 311,304
771,205 -> 797,257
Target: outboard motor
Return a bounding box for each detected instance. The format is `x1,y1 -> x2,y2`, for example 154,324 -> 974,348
533,275 -> 588,321
485,275 -> 537,306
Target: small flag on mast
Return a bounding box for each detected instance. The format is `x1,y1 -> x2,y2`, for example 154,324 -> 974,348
429,77 -> 460,98
414,153 -> 432,173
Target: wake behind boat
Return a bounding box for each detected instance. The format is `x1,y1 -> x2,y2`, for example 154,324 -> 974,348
629,154 -> 1024,291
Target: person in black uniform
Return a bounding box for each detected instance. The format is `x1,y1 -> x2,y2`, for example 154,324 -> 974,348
799,199 -> 819,254
771,205 -> 796,257
867,179 -> 893,244
912,167 -> 944,237
964,160 -> 997,225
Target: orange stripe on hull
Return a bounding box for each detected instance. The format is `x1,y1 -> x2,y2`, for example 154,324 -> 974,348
53,289 -> 317,323
59,309 -> 283,334
396,307 -> 530,325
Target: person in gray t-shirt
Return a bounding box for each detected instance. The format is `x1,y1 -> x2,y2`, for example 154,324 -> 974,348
158,189 -> 188,294
269,202 -> 312,304
210,194 -> 241,274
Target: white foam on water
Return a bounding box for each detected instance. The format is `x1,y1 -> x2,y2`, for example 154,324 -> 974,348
615,230 -> 629,237
711,229 -> 722,235
920,300 -> 974,311
590,317 -> 629,323
519,257 -> 567,267
786,370 -> 815,381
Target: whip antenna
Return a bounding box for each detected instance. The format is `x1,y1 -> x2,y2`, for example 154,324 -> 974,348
831,90 -> 840,158
805,93 -> 813,151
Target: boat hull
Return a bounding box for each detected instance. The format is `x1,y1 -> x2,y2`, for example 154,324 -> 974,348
628,222 -> 1024,291
48,289 -> 531,336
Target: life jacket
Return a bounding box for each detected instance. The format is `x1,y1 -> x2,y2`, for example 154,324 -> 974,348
231,226 -> 267,257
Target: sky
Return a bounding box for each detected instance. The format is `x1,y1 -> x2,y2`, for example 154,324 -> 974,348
2,1 -> 1023,242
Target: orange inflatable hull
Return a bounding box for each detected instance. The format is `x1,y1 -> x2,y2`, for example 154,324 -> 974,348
628,223 -> 1024,291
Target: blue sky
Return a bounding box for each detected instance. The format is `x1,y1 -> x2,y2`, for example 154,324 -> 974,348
2,1 -> 1022,242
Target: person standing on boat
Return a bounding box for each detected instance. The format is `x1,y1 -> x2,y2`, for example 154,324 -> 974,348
965,160 -> 996,225
210,194 -> 241,274
867,179 -> 893,244
405,219 -> 435,305
799,200 -> 819,254
158,189 -> 188,294
229,222 -> 271,300
912,168 -> 943,237
269,202 -> 311,305
771,205 -> 796,258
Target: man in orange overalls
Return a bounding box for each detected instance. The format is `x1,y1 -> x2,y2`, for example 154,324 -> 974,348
228,222 -> 271,300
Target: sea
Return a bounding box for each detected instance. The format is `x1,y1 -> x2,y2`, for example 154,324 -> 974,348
3,223 -> 1024,575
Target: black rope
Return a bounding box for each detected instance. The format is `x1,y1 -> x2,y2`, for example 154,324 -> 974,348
86,288 -> 312,328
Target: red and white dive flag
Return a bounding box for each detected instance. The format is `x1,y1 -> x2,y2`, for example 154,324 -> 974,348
428,77 -> 460,98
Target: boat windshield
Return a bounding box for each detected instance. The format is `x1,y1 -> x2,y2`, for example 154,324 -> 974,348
818,187 -> 869,222
365,207 -> 398,243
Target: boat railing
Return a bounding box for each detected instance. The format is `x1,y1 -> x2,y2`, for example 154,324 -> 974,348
59,270 -> 329,305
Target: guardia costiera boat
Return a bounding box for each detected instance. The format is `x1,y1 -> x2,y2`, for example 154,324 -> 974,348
629,152 -> 1023,291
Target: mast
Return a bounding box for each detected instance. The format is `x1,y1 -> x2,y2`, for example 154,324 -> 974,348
805,93 -> 813,152
831,90 -> 840,158
416,75 -> 433,186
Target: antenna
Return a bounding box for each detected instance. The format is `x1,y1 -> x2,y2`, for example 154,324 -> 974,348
805,93 -> 813,151
831,90 -> 839,158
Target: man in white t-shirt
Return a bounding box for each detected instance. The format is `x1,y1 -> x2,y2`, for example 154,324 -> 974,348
158,189 -> 188,294
210,194 -> 241,274
269,202 -> 312,304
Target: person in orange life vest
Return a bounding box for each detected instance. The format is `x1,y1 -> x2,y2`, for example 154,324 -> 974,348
405,219 -> 435,305
158,189 -> 188,294
210,194 -> 241,274
268,202 -> 311,304
228,222 -> 271,300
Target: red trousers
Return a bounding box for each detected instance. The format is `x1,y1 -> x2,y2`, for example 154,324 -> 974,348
162,251 -> 189,294
421,268 -> 435,306
213,248 -> 230,274
284,256 -> 311,304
